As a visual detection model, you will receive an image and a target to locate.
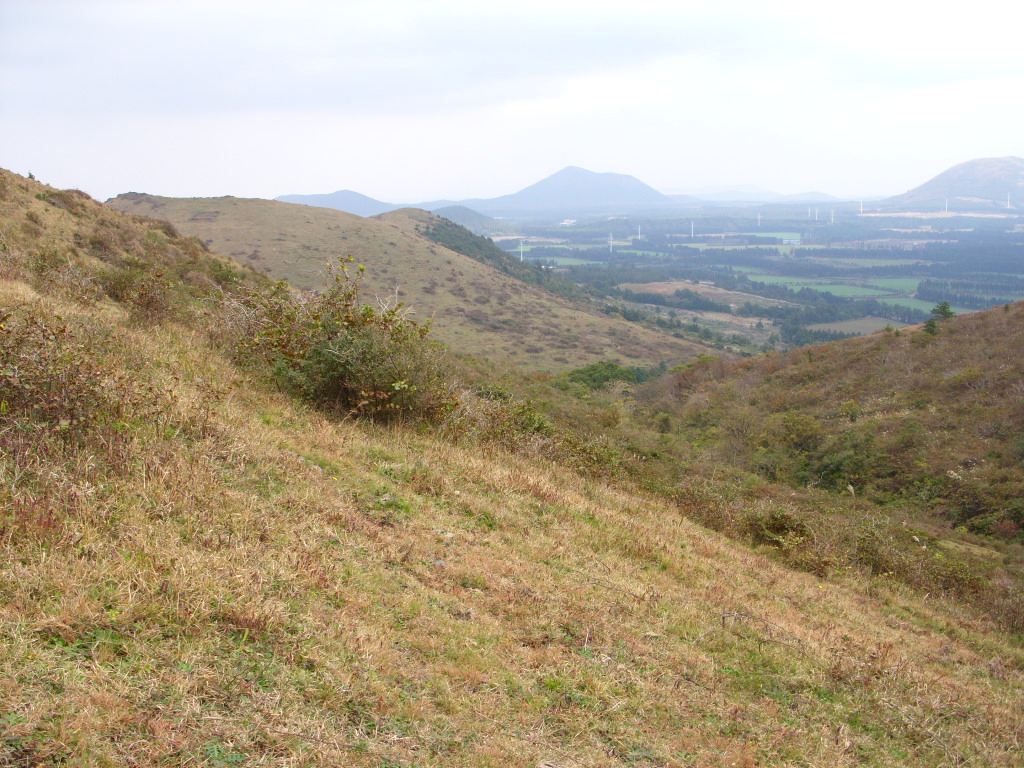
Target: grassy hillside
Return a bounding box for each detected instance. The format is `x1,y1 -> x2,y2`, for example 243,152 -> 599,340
106,193 -> 711,372
633,306 -> 1024,543
3,169 -> 1023,767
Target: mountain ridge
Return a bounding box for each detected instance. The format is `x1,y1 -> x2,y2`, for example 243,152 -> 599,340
273,157 -> 1024,218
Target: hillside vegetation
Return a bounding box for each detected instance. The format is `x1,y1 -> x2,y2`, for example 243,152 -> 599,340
640,308 -> 1024,538
106,193 -> 711,372
2,169 -> 1023,767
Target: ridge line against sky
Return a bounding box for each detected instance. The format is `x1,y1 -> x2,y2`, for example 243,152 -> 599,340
2,0 -> 1021,203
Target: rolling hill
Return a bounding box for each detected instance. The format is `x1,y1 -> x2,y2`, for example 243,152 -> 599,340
4,165 -> 1024,767
106,193 -> 711,370
640,304 -> 1024,538
884,156 -> 1024,210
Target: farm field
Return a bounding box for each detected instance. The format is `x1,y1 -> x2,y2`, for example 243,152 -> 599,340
864,277 -> 922,291
808,316 -> 909,335
745,275 -> 897,296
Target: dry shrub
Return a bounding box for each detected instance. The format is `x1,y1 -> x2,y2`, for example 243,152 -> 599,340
0,309 -> 154,436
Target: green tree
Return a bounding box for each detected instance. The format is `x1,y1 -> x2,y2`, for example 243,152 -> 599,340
931,301 -> 956,320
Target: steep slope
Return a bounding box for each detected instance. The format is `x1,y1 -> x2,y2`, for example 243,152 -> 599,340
107,193 -> 712,370
3,169 -> 1023,767
885,156 -> 1024,210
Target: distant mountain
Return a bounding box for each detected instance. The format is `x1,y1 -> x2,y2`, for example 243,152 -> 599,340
487,166 -> 670,210
884,156 -> 1024,210
461,166 -> 693,216
276,189 -> 399,217
277,167 -> 699,220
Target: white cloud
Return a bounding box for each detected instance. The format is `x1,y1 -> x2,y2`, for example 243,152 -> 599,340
1,0 -> 1020,201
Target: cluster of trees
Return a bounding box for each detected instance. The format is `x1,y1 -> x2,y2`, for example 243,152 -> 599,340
611,286 -> 732,313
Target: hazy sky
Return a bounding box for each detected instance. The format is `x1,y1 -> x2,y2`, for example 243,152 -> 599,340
2,0 -> 1021,203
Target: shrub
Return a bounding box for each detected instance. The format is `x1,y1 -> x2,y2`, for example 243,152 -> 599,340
0,309 -> 154,439
226,258 -> 456,422
744,505 -> 811,548
564,360 -> 638,390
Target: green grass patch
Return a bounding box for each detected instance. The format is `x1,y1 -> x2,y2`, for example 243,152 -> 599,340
811,284 -> 899,298
808,317 -> 908,335
864,278 -> 922,292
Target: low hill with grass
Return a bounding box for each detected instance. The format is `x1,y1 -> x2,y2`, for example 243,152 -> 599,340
2,168 -> 1023,767
639,306 -> 1024,539
106,193 -> 710,371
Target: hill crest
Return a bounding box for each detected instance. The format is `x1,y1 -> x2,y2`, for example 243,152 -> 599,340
107,192 -> 714,370
885,156 -> 1024,209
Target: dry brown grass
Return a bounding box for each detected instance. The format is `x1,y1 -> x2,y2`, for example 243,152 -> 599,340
2,169 -> 1023,767
2,281 -> 1023,767
105,193 -> 714,372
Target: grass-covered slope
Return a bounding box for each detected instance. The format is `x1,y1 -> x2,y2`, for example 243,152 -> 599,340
2,170 -> 1023,767
106,193 -> 711,372
642,306 -> 1024,538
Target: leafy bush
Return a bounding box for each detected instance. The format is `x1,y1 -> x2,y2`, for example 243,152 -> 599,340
226,259 -> 456,421
565,360 -> 638,389
744,505 -> 811,547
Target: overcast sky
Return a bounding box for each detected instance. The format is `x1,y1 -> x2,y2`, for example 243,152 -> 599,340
2,0 -> 1021,203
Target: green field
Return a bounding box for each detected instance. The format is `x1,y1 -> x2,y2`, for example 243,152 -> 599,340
865,278 -> 921,291
809,316 -> 909,335
811,284 -> 898,297
745,274 -> 898,298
